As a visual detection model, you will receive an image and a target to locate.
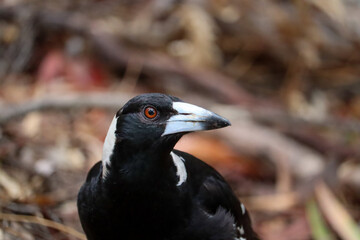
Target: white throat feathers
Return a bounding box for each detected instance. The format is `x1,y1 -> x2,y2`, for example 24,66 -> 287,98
102,115 -> 118,178
171,152 -> 187,186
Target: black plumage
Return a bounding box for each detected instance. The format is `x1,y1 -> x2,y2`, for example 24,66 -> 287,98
77,93 -> 259,240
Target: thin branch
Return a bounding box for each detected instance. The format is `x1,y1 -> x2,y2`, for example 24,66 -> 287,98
0,212 -> 86,240
2,93 -> 360,188
217,118 -> 325,181
315,181 -> 360,240
0,93 -> 132,125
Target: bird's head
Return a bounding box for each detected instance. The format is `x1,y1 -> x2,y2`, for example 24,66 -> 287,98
102,93 -> 230,177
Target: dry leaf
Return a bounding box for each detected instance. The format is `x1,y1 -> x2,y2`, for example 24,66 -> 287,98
175,3 -> 221,68
0,169 -> 25,200
241,191 -> 299,212
21,112 -> 42,138
315,181 -> 360,240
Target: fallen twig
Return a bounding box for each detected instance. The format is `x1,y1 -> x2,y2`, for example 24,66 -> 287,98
2,93 -> 360,188
0,93 -> 132,125
0,212 -> 86,240
216,116 -> 325,181
240,191 -> 299,212
315,181 -> 360,240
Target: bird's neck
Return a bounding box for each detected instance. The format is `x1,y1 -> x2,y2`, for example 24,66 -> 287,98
104,140 -> 176,184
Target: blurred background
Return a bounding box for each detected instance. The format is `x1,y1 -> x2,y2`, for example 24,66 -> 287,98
1,0 -> 360,239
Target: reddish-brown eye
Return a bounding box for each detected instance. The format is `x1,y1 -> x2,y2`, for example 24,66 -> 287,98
144,106 -> 157,119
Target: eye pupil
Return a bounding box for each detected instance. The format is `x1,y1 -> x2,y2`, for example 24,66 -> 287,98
145,107 -> 157,119
148,109 -> 155,116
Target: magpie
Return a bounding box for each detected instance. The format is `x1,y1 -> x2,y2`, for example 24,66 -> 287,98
77,93 -> 259,240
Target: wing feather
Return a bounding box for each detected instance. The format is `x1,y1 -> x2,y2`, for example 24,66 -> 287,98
173,150 -> 259,240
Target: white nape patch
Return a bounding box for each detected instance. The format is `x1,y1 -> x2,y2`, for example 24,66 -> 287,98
241,203 -> 246,215
170,152 -> 187,186
102,116 -> 118,178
